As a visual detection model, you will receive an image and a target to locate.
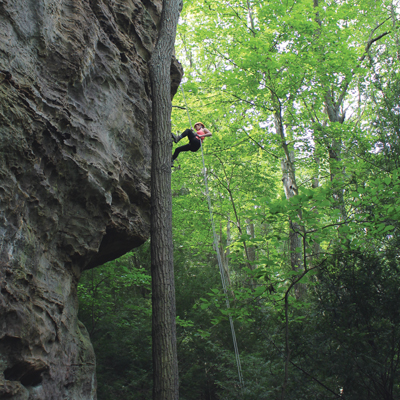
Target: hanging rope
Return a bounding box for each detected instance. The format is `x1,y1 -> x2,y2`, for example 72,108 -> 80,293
179,86 -> 244,390
180,85 -> 193,131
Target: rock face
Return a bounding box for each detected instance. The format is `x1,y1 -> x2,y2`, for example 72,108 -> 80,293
0,0 -> 182,398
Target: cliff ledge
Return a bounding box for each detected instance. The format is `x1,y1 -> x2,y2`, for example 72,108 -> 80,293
0,0 -> 182,398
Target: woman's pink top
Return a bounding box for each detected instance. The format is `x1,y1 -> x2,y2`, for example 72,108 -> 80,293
196,130 -> 205,142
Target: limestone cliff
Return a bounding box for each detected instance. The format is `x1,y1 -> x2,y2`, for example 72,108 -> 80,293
0,0 -> 182,398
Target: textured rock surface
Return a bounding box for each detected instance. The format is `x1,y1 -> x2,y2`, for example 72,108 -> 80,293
0,0 -> 182,398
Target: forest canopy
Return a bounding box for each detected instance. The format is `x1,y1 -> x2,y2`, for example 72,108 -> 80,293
78,0 -> 400,398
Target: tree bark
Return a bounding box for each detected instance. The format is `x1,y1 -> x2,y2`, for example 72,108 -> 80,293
149,0 -> 182,398
220,220 -> 232,287
246,219 -> 256,267
273,102 -> 302,275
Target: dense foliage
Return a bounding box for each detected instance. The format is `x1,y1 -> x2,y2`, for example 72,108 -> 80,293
78,0 -> 400,398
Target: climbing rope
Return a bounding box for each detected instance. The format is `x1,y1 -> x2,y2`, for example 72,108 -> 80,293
179,86 -> 245,390
180,85 -> 193,131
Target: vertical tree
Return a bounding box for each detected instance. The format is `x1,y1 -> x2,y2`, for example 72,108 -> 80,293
149,0 -> 182,398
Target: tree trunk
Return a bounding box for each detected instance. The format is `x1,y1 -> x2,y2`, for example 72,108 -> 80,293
246,219 -> 256,267
280,152 -> 302,267
220,220 -> 232,287
325,91 -> 347,221
273,104 -> 303,269
314,0 -> 347,221
281,152 -> 305,299
149,0 -> 182,398
311,155 -> 322,264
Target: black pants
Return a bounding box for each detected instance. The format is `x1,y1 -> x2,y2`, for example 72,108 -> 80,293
172,129 -> 201,160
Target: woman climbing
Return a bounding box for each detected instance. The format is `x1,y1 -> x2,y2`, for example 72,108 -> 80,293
171,122 -> 212,166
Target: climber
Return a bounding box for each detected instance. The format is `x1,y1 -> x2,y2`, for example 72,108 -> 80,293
171,122 -> 212,166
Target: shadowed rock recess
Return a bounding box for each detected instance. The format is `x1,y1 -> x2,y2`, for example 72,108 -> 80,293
0,0 -> 182,398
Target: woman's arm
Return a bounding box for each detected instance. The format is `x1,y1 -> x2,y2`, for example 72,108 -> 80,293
198,128 -> 212,138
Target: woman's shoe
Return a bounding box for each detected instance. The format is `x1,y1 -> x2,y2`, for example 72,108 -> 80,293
171,133 -> 181,143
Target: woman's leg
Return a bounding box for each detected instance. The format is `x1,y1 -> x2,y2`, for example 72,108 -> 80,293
180,128 -> 193,138
172,138 -> 201,160
172,143 -> 192,160
173,128 -> 194,144
189,139 -> 201,152
180,129 -> 198,141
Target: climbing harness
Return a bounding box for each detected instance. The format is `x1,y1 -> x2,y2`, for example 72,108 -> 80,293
179,86 -> 245,390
